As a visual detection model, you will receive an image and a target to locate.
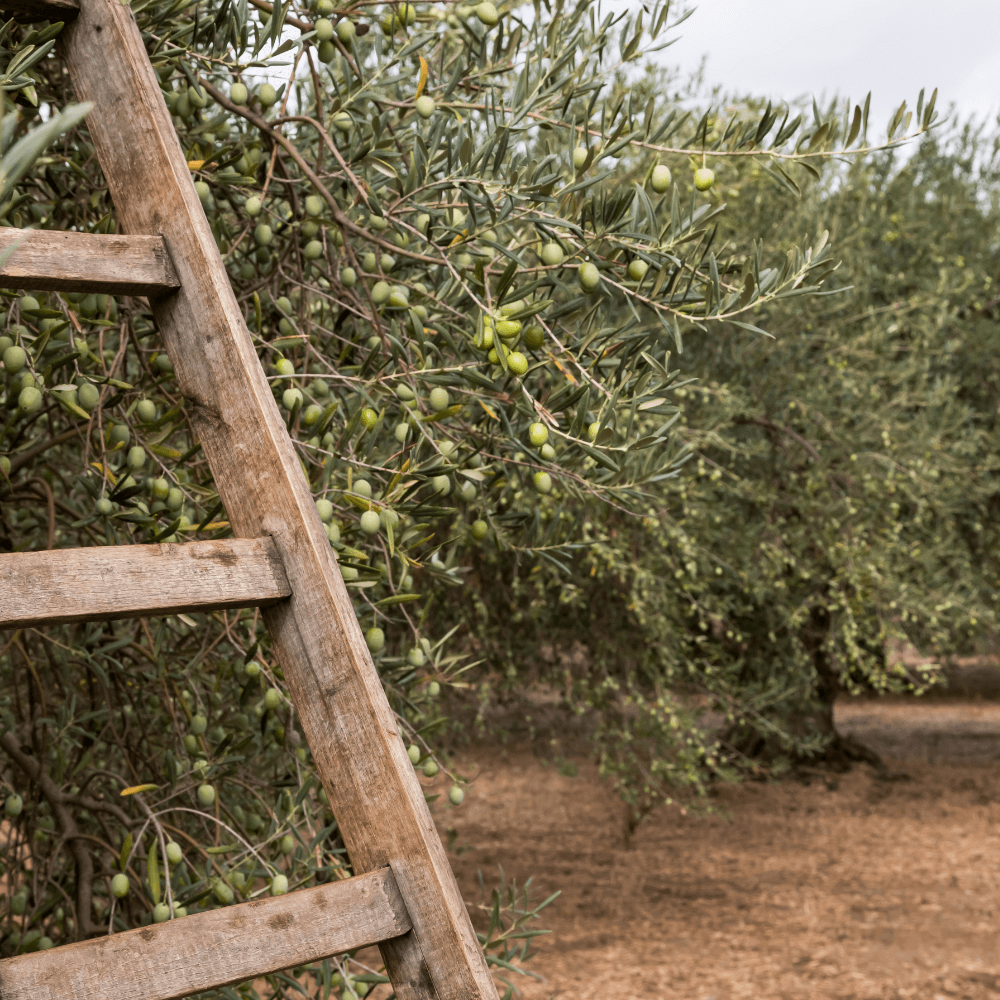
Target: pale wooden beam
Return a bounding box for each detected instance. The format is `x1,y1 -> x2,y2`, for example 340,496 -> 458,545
0,0 -> 78,21
62,4 -> 498,998
0,868 -> 411,1000
0,538 -> 291,629
0,230 -> 179,296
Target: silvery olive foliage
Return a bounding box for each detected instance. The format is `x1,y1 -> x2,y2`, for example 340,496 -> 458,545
0,0 -> 935,986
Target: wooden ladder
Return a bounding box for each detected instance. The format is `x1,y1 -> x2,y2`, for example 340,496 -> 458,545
0,1 -> 497,998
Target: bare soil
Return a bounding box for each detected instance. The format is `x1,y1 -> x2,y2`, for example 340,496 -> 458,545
433,694 -> 1000,1000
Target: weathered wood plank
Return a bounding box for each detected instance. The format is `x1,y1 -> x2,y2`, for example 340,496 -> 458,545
0,230 -> 179,295
0,868 -> 411,1000
0,537 -> 290,629
0,0 -> 78,21
61,3 -> 497,999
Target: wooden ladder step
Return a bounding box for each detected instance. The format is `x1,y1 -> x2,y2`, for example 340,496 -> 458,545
0,868 -> 410,1000
0,0 -> 78,20
0,537 -> 291,629
0,230 -> 180,296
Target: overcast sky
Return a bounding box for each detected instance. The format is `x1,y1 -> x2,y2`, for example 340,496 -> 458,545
608,0 -> 1000,137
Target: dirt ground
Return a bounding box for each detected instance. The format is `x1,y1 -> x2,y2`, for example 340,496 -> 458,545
430,694 -> 1000,1000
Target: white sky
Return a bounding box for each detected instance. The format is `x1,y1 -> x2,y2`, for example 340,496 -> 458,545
606,0 -> 1000,136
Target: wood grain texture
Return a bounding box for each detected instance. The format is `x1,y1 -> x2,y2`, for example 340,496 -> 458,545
0,0 -> 78,22
0,230 -> 179,295
0,868 -> 411,1000
61,4 -> 496,999
0,537 -> 290,629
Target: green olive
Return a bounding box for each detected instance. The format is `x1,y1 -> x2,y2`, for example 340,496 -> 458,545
190,713 -> 207,735
628,259 -> 649,281
651,164 -> 672,192
579,262 -> 600,292
429,387 -> 450,411
279,833 -> 295,855
255,223 -> 273,246
371,280 -> 390,304
360,510 -> 381,534
197,783 -> 216,808
422,759 -> 439,777
533,471 -> 553,493
153,902 -> 171,923
3,345 -> 26,374
5,793 -> 22,817
528,422 -> 548,446
365,626 -> 385,653
264,687 -> 281,711
18,386 -> 42,414
259,83 -> 278,108
476,1 -> 499,26
315,17 -> 333,40
136,399 -> 157,423
111,873 -> 130,898
270,874 -> 289,896
165,841 -> 183,865
523,325 -> 544,350
415,95 -> 436,119
471,519 -> 489,540
230,82 -> 248,105
304,239 -> 324,260
507,351 -> 528,376
448,785 -> 465,805
540,242 -> 564,266
336,18 -> 356,41
316,498 -> 334,522
341,266 -> 357,288
694,167 -> 715,191
432,474 -> 451,495
245,195 -> 262,217
333,110 -> 353,133
407,744 -> 420,764
353,478 -> 372,498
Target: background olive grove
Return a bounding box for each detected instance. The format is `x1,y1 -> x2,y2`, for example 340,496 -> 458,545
0,0 -> 959,993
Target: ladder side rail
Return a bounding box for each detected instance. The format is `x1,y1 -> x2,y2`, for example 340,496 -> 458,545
0,868 -> 410,1000
0,537 -> 291,629
60,4 -> 497,999
0,230 -> 180,295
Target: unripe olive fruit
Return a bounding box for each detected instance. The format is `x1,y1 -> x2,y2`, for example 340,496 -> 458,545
214,880 -> 234,904
651,164 -> 672,192
230,82 -> 248,105
407,744 -> 420,765
245,195 -> 262,217
449,785 -> 465,805
507,351 -> 528,376
3,345 -> 26,374
428,680 -> 441,697
255,223 -> 273,246
380,253 -> 396,272
194,181 -> 211,206
318,40 -> 336,62
304,194 -> 323,218
540,242 -> 564,267
407,647 -> 425,667
422,759 -> 439,777
190,713 -> 207,735
528,422 -> 548,446
394,421 -> 410,443
458,480 -> 476,502
303,403 -> 322,426
429,387 -> 450,411
341,266 -> 357,288
588,421 -> 600,441
341,565 -> 359,581
136,399 -> 157,423
264,687 -> 281,711
628,259 -> 649,281
432,474 -> 451,495
523,325 -> 544,350
694,167 -> 715,191
153,902 -> 171,923
109,423 -> 130,446
476,1 -> 499,25
282,388 -> 303,410
573,146 -> 588,170
197,783 -> 216,808
19,294 -> 39,313
279,833 -> 295,855
187,84 -> 208,109
333,110 -> 352,133
78,382 -> 100,411
270,875 -> 289,896
111,873 -> 130,898
365,627 -> 385,653
533,471 -> 553,494
304,240 -> 324,260
579,262 -> 600,292
126,446 -> 146,471
471,519 -> 488,540
415,95 -> 436,119
336,18 -> 355,41
315,17 -> 333,39
18,386 -> 42,414
541,443 -> 556,460
316,498 -> 334,522
5,793 -> 22,817
258,83 -> 277,108
245,661 -> 261,678
353,479 -> 372,498
165,841 -> 183,865
496,320 -> 521,340
274,357 -> 295,378
360,510 -> 381,534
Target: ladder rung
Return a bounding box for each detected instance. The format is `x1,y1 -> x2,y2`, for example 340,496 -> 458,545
0,230 -> 179,296
0,868 -> 411,1000
0,537 -> 291,629
0,0 -> 78,20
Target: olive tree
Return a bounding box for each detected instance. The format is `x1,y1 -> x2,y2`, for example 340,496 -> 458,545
0,0 -> 929,987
